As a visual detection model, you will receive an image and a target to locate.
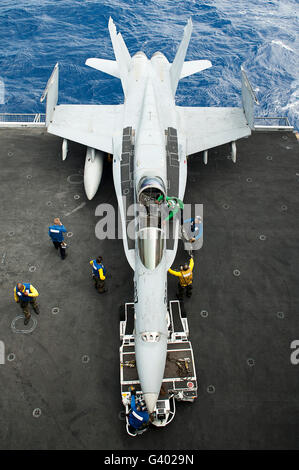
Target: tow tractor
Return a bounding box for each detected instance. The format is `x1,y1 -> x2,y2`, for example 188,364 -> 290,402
120,300 -> 197,435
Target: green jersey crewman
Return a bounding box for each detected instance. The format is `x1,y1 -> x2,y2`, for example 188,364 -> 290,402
156,194 -> 184,224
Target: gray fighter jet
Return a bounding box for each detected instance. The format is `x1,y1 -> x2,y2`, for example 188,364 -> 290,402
42,18 -> 255,413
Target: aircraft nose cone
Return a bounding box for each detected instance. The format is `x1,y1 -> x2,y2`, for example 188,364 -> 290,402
134,335 -> 167,414
143,393 -> 159,414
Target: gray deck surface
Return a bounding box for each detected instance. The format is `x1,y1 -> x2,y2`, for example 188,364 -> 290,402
0,128 -> 298,450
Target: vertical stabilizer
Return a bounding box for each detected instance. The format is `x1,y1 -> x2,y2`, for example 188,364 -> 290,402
108,17 -> 131,96
170,18 -> 193,96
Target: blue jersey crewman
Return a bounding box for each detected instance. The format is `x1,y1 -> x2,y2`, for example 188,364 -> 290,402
127,387 -> 150,434
48,218 -> 67,259
89,256 -> 107,293
188,216 -> 203,243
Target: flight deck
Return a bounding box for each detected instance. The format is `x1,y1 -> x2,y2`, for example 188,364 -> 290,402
0,127 -> 298,450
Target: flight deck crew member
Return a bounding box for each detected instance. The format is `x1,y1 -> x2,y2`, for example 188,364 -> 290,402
14,282 -> 40,326
156,195 -> 184,225
185,215 -> 203,243
90,256 -> 107,293
168,255 -> 194,300
127,386 -> 150,434
48,218 -> 67,259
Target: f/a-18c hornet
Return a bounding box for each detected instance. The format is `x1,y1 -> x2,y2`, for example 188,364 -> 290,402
42,17 -> 256,416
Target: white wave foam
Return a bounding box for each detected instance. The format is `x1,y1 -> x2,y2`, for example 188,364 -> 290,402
271,40 -> 294,52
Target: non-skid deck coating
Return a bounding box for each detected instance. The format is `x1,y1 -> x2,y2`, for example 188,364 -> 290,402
0,128 -> 298,450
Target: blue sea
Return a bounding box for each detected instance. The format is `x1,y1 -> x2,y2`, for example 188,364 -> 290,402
0,0 -> 298,130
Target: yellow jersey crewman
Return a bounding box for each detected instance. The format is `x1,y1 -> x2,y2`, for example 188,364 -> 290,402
14,282 -> 40,325
168,256 -> 194,300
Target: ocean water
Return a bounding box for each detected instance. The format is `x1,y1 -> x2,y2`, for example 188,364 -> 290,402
0,0 -> 298,129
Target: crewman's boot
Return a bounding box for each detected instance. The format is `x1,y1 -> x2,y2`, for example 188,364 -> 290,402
31,300 -> 40,315
33,305 -> 40,315
24,315 -> 31,326
98,288 -> 108,294
98,280 -> 107,294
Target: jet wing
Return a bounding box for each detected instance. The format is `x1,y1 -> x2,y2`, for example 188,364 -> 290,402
177,107 -> 251,156
48,104 -> 124,154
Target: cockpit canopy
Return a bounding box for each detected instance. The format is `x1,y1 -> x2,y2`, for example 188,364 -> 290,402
137,177 -> 166,270
138,227 -> 164,270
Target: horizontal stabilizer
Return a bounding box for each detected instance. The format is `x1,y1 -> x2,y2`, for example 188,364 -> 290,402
180,60 -> 212,79
85,58 -> 120,79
